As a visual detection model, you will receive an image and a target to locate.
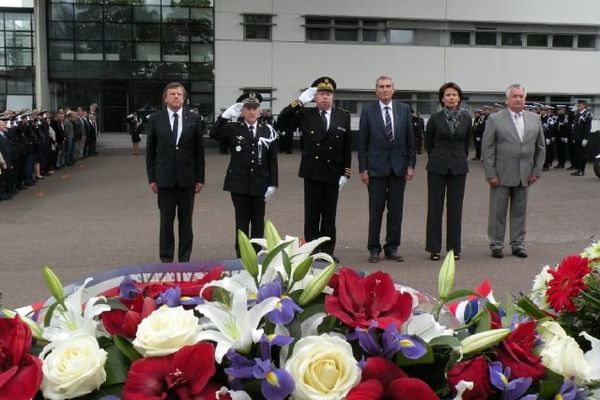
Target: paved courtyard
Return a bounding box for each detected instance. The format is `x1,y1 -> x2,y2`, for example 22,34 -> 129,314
1,133 -> 599,309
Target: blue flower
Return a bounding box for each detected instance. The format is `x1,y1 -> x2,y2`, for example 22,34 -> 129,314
556,379 -> 589,400
489,361 -> 533,400
155,286 -> 204,308
353,323 -> 427,360
119,275 -> 140,298
257,278 -> 303,325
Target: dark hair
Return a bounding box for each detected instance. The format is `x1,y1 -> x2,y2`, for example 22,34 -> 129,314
162,82 -> 187,101
438,82 -> 463,106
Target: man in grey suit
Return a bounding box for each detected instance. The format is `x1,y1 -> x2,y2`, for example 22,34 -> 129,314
358,76 -> 416,263
482,83 -> 545,259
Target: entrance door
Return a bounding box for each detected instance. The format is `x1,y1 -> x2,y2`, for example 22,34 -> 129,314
102,88 -> 128,133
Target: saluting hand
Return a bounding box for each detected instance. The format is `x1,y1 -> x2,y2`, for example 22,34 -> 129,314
222,103 -> 244,120
298,87 -> 317,105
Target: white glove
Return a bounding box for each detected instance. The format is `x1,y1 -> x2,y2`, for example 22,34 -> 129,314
561,137 -> 569,143
582,139 -> 588,147
264,186 -> 276,201
298,87 -> 318,105
475,137 -> 481,142
222,102 -> 244,119
545,138 -> 551,145
338,176 -> 348,191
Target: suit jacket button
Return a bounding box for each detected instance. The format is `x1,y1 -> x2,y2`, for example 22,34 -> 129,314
316,143 -> 320,146
175,146 -> 179,150
329,146 -> 332,150
251,151 -> 255,154
251,160 -> 255,163
315,156 -> 319,159
250,168 -> 254,172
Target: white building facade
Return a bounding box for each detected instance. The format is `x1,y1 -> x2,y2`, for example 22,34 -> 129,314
214,0 -> 600,127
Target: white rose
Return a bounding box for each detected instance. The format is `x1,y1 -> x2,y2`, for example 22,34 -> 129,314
537,321 -> 591,383
285,333 -> 361,400
40,333 -> 107,400
133,305 -> 200,357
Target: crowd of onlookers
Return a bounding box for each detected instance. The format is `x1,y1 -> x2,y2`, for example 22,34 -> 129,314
0,104 -> 99,202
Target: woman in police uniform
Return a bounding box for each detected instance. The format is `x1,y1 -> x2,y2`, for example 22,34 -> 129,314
211,92 -> 278,257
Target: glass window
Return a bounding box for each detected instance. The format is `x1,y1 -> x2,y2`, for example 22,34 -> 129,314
162,24 -> 189,42
105,41 -> 133,61
306,27 -> 329,41
51,4 -> 74,21
134,6 -> 161,23
527,34 -> 547,47
578,34 -> 596,49
162,7 -> 189,23
243,14 -> 271,40
0,32 -> 4,48
335,19 -> 358,27
5,31 -> 32,48
335,28 -> 358,41
552,34 -> 573,48
363,29 -> 385,43
191,22 -> 213,42
450,31 -> 470,45
7,78 -> 33,94
191,80 -> 212,92
163,42 -> 189,61
335,100 -> 357,114
135,24 -> 160,41
74,4 -> 102,22
76,41 -> 103,60
49,21 -> 74,40
5,48 -> 32,66
475,31 -> 496,46
0,79 -> 6,93
75,22 -> 103,40
104,6 -> 132,23
49,41 -> 75,60
0,15 -> 4,30
190,8 -> 213,24
141,0 -> 161,5
414,30 -> 440,45
5,13 -> 32,30
105,23 -> 132,40
501,32 -> 522,46
389,29 -> 414,44
136,42 -> 160,61
190,43 -> 212,62
306,18 -> 329,26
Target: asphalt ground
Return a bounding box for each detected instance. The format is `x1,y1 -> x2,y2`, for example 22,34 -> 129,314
1,133 -> 599,309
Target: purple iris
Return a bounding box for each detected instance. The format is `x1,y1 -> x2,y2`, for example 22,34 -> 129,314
556,379 -> 589,400
259,333 -> 294,361
257,278 -> 303,324
353,323 -> 426,360
155,286 -> 204,308
118,275 -> 140,298
489,361 -> 533,400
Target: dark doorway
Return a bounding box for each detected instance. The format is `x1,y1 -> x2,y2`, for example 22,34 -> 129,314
102,88 -> 128,132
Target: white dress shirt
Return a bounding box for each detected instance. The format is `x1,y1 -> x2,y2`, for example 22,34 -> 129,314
167,107 -> 183,143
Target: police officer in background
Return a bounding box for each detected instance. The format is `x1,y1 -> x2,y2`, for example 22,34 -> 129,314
211,92 -> 279,257
570,99 -> 593,176
276,77 -> 351,261
542,105 -> 557,171
554,105 -> 570,169
472,109 -> 485,160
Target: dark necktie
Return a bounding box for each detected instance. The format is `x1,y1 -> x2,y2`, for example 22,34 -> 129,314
320,110 -> 328,131
248,125 -> 255,138
384,106 -> 394,142
172,113 -> 178,140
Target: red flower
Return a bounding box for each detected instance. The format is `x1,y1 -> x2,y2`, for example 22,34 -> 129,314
447,356 -> 492,400
0,316 -> 43,400
123,342 -> 218,400
101,293 -> 157,338
546,255 -> 591,312
325,268 -> 413,329
496,321 -> 545,380
347,357 -> 438,400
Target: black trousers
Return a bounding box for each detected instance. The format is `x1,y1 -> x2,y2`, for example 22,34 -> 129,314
543,140 -> 555,168
555,139 -> 567,166
157,186 -> 195,262
231,192 -> 265,257
304,178 -> 339,255
368,174 -> 406,253
474,139 -> 482,160
571,141 -> 587,172
426,172 -> 466,254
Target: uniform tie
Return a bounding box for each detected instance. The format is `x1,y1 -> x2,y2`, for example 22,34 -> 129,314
172,113 -> 179,140
320,110 -> 328,131
384,106 -> 394,142
248,125 -> 255,138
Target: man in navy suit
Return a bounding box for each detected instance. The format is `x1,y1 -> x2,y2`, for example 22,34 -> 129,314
358,76 -> 416,263
146,82 -> 205,263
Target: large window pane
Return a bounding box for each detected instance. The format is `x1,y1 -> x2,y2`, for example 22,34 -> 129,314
363,29 -> 385,43
49,21 -> 74,40
450,31 -> 470,45
134,6 -> 161,22
105,42 -> 133,61
51,4 -> 73,21
105,23 -> 132,40
75,22 -> 103,40
501,32 -> 522,46
552,34 -> 573,48
190,43 -> 212,62
191,22 -> 212,42
578,34 -> 596,49
136,42 -> 160,61
5,31 -> 32,48
414,30 -> 440,45
76,41 -> 103,60
335,29 -> 358,41
527,34 -> 547,47
190,8 -> 212,24
162,7 -> 189,23
162,24 -> 189,42
6,48 -> 32,66
74,4 -> 102,22
475,31 -> 496,45
7,77 -> 33,94
163,42 -> 189,61
306,28 -> 329,41
49,41 -> 75,60
389,29 -> 414,44
6,13 -> 32,30
135,24 -> 160,41
0,32 -> 4,48
104,6 -> 132,23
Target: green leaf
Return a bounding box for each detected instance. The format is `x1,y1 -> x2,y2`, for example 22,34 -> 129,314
292,257 -> 313,284
437,250 -> 456,299
104,341 -> 132,386
441,289 -> 480,303
282,251 -> 292,281
264,219 -> 282,251
113,335 -> 141,363
516,295 -> 547,319
428,335 -> 461,349
537,379 -> 562,399
261,239 -> 294,274
237,229 -> 258,277
43,301 -> 63,327
475,309 -> 492,333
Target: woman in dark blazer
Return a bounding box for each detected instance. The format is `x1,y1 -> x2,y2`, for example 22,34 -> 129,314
425,82 -> 472,260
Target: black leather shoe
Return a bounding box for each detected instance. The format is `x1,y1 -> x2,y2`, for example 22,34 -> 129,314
491,249 -> 504,258
384,251 -> 404,262
430,253 -> 440,261
571,170 -> 584,176
566,165 -> 576,170
368,250 -> 380,263
554,164 -> 564,169
512,248 -> 528,258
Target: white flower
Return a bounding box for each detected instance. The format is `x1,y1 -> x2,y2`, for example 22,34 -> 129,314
42,278 -> 110,343
581,331 -> 600,380
582,240 -> 600,269
40,333 -> 107,400
216,387 -> 252,400
285,333 -> 361,400
132,305 -> 200,357
530,265 -> 552,309
452,380 -> 474,400
195,287 -> 279,362
537,321 -> 591,383
403,312 -> 454,342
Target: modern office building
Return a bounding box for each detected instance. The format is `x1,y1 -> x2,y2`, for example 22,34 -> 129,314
4,0 -> 600,131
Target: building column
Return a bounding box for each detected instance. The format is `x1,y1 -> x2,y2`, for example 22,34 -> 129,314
34,0 -> 50,109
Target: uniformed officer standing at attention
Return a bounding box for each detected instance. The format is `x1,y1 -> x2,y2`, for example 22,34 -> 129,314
471,109 -> 485,161
554,105 -> 570,169
276,77 -> 351,260
570,99 -> 593,176
211,93 -> 278,257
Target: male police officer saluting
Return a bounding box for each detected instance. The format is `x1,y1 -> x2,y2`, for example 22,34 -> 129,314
211,92 -> 278,257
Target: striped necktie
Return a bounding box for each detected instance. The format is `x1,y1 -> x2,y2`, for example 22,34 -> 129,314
384,106 -> 394,142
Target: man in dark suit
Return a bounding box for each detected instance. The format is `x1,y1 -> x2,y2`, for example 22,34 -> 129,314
146,82 -> 205,263
211,92 -> 278,257
570,99 -> 592,176
482,83 -> 545,259
276,77 -> 351,259
358,76 -> 416,263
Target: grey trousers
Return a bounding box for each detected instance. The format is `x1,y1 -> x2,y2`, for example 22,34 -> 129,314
488,185 -> 528,250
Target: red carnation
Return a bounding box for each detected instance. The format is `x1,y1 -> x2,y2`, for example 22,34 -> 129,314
0,316 -> 43,400
546,255 -> 591,313
447,356 -> 492,400
123,342 -> 218,400
496,321 -> 545,380
101,293 -> 157,338
325,268 -> 413,329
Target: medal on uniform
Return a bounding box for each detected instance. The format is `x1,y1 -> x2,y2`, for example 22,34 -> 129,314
235,145 -> 242,152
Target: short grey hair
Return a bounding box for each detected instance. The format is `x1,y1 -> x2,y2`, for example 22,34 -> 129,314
505,83 -> 527,98
375,75 -> 394,87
